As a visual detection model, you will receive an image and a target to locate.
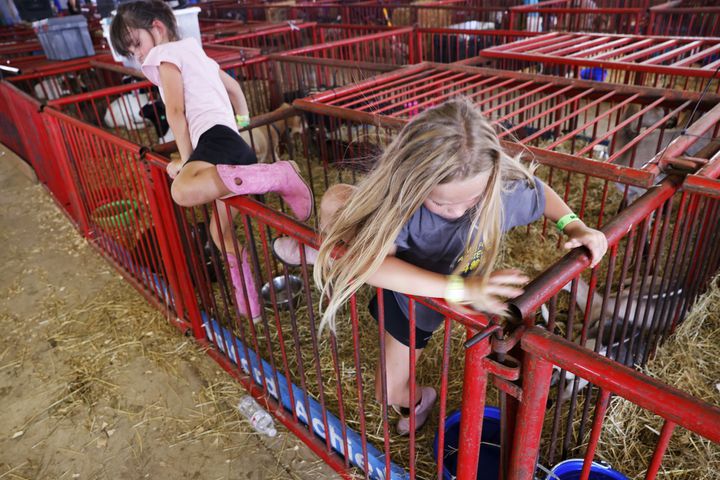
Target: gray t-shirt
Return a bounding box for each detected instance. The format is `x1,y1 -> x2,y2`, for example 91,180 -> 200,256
392,176 -> 546,331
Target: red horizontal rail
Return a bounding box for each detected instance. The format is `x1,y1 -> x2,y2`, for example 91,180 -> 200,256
522,326 -> 720,443
221,196 -> 492,330
275,27 -> 414,57
482,33 -> 720,79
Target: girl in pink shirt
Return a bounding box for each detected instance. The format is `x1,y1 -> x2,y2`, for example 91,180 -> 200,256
110,0 -> 313,323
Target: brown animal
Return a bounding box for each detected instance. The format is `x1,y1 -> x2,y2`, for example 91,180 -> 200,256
240,103 -> 304,163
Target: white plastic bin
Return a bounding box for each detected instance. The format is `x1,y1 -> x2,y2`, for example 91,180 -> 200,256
33,15 -> 95,60
101,6 -> 201,69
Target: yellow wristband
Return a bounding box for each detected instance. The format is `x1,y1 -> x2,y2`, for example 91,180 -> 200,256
236,114 -> 250,128
444,275 -> 465,304
556,213 -> 580,232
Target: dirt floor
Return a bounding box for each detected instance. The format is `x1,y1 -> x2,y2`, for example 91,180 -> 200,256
0,144 -> 341,479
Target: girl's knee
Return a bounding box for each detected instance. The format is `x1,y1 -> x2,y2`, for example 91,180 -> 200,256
171,179 -> 200,207
320,184 -> 355,223
324,184 -> 355,207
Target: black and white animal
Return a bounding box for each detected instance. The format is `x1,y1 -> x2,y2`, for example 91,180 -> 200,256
104,92 -> 150,129
140,100 -> 175,144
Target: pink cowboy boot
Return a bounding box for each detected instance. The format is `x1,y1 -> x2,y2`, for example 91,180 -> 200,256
226,250 -> 262,323
216,161 -> 313,221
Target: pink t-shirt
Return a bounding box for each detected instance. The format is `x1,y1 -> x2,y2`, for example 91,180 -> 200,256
141,38 -> 236,149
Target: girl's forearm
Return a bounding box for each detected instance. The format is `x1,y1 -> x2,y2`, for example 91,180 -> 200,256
543,183 -> 575,223
366,256 -> 447,298
233,89 -> 249,117
166,112 -> 193,162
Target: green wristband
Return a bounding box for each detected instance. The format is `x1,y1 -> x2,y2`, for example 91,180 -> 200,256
236,114 -> 250,128
556,213 -> 580,232
444,275 -> 465,304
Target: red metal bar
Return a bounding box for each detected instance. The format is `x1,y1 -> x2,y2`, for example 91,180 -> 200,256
522,327 -> 720,443
506,352 -> 554,480
456,330 -> 491,480
580,389 -> 611,480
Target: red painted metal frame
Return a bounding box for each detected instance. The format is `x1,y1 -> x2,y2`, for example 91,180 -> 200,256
508,0 -> 645,34
2,54 -> 115,75
293,62 -> 719,187
0,80 -> 83,221
648,0 -> 720,37
481,32 -> 720,82
207,21 -> 318,50
519,325 -> 720,438
275,26 -> 417,65
683,116 -> 720,198
40,106 -> 191,331
0,41 -> 43,60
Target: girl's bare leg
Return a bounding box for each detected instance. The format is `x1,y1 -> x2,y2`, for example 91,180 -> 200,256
375,331 -> 423,408
170,161 -> 231,208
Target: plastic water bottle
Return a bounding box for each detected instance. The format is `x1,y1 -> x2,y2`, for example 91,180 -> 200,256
237,395 -> 277,437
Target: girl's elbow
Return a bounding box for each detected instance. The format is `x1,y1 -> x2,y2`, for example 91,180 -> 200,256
166,108 -> 185,119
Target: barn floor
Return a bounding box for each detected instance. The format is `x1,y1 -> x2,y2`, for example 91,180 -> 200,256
0,144 -> 340,480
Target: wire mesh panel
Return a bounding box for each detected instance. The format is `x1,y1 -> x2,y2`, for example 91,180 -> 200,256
508,0 -> 645,35
481,33 -> 720,93
648,0 -> 720,37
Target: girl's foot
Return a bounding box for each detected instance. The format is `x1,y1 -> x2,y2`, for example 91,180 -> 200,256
396,386 -> 437,436
271,236 -> 319,266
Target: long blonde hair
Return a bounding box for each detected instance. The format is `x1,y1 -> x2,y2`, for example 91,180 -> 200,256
314,97 -> 536,332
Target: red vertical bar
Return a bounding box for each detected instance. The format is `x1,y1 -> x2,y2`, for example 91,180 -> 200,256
507,352 -> 554,480
408,298 -> 417,479
579,389 -> 611,480
437,318 -> 453,480
645,420 -> 676,480
456,329 -> 490,480
42,113 -> 91,236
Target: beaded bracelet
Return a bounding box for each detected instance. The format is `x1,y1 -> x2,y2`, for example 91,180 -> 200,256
556,213 -> 580,232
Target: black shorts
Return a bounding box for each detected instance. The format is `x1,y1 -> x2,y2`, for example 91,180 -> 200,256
187,125 -> 257,166
369,291 -> 435,349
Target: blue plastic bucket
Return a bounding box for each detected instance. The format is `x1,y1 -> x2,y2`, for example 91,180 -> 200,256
433,406 -> 501,480
580,67 -> 607,82
547,459 -> 628,480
